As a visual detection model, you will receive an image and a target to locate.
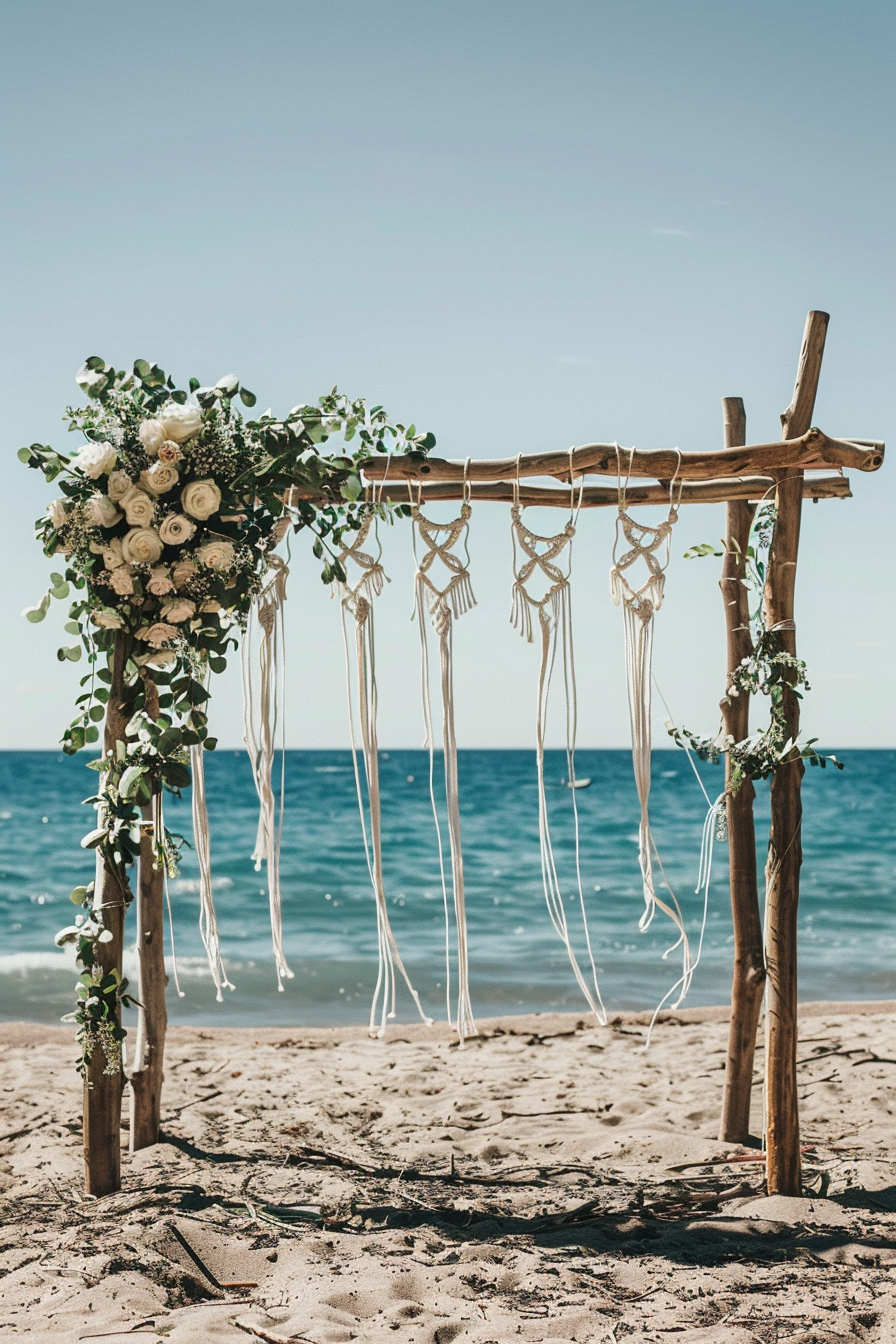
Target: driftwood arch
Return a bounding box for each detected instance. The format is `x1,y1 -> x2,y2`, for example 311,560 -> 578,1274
85,311 -> 884,1200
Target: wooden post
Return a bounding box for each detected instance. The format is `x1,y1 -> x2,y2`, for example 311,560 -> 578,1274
129,676 -> 168,1151
763,311 -> 829,1195
83,629 -> 133,1195
718,397 -> 765,1143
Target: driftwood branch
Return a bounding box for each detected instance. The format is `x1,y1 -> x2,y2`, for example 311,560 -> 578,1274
360,428 -> 882,485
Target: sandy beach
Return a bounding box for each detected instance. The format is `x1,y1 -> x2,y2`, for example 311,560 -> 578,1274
1,1002 -> 894,1343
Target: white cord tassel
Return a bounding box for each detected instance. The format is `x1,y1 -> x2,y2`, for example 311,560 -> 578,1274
510,504 -> 606,1023
241,556 -> 293,990
412,501 -> 478,1043
190,743 -> 234,1001
334,516 -> 431,1038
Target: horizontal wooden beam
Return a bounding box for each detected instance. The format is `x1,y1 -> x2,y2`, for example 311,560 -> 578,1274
360,428 -> 883,484
287,474 -> 851,510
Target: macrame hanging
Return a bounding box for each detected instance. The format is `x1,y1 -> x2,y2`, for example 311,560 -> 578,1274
411,473 -> 477,1043
610,447 -> 692,996
510,455 -> 606,1024
332,510 -> 431,1038
189,740 -> 234,1001
241,553 -> 293,990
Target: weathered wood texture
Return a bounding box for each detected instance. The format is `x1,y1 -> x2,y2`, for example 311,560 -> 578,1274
295,475 -> 850,510
83,629 -> 133,1196
717,398 -> 765,1144
361,428 -> 882,485
763,311 -> 830,1196
129,676 -> 167,1152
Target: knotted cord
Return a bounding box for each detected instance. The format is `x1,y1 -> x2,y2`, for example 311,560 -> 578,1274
510,451 -> 606,1024
241,554 -> 293,989
610,446 -> 692,998
411,466 -> 478,1043
189,738 -> 234,1000
333,510 -> 432,1038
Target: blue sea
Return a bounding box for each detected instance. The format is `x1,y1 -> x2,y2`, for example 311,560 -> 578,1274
0,749 -> 893,1027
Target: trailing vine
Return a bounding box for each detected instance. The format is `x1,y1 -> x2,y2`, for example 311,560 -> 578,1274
21,357 -> 432,1069
667,503 -> 843,791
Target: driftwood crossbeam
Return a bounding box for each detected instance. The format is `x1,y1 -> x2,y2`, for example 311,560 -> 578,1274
81,311 -> 883,1205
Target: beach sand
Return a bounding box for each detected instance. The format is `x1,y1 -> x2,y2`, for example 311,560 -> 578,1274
1,1002 -> 894,1343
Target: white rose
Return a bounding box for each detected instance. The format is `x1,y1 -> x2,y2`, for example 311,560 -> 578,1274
157,440 -> 182,464
159,403 -> 202,444
121,488 -> 155,527
47,499 -> 70,528
171,558 -> 198,587
161,598 -> 196,624
139,420 -> 165,455
141,622 -> 179,647
181,478 -> 221,520
121,527 -> 163,565
109,566 -> 134,595
92,609 -> 123,630
101,537 -> 125,570
196,539 -> 235,571
85,494 -> 123,528
158,513 -> 196,546
74,441 -> 117,480
106,470 -> 133,502
146,566 -> 174,596
139,461 -> 180,496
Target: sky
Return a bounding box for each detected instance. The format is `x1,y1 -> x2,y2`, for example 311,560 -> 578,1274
1,0 -> 893,750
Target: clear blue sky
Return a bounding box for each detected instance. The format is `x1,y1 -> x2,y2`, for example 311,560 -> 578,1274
1,0 -> 893,749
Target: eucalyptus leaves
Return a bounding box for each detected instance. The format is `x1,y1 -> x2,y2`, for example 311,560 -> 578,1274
668,503 -> 843,788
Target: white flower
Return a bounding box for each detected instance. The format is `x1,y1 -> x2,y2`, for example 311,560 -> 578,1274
181,478 -> 221,520
159,402 -> 202,444
158,513 -> 196,546
92,609 -> 123,629
121,488 -> 155,527
121,527 -> 163,566
141,621 -> 179,647
172,558 -> 198,587
196,539 -> 235,570
139,461 -> 180,496
73,441 -> 117,480
106,470 -> 133,502
161,598 -> 196,624
85,494 -> 123,528
146,566 -> 174,596
47,499 -> 70,528
139,420 -> 166,455
157,440 -> 182,464
109,566 -> 134,596
101,537 -> 126,570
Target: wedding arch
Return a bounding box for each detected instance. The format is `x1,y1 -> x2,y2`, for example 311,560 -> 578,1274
19,312 -> 884,1200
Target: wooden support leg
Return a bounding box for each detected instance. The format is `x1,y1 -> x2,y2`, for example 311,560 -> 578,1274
129,676 -> 168,1151
763,311 -> 829,1196
83,630 -> 133,1196
718,397 -> 765,1144
129,793 -> 168,1150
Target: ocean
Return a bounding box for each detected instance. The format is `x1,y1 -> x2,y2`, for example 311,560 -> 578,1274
0,749 -> 893,1029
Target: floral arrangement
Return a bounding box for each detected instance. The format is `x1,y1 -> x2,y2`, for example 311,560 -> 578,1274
667,503 -> 843,788
20,356 -> 433,1071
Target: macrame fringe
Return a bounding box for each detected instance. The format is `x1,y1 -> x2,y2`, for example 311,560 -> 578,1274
412,503 -> 478,1044
241,555 -> 293,990
334,516 -> 431,1038
190,743 -> 234,1001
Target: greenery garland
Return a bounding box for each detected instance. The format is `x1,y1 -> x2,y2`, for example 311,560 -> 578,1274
21,357 -> 433,1069
667,502 -> 843,791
